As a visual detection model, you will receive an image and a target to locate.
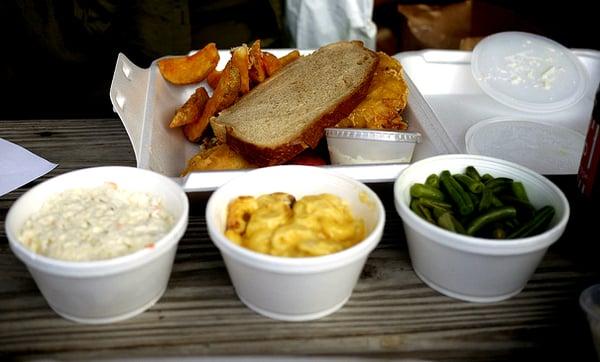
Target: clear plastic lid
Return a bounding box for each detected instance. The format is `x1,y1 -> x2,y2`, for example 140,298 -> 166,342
465,117 -> 585,174
325,128 -> 422,143
471,32 -> 588,113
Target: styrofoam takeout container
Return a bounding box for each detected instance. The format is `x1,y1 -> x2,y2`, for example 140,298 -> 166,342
205,165 -> 385,321
394,154 -> 569,302
5,166 -> 189,324
325,128 -> 421,165
109,49 -> 448,191
396,47 -> 600,174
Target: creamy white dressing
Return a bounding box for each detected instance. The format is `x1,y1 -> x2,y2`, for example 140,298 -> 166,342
18,182 -> 174,261
328,146 -> 412,164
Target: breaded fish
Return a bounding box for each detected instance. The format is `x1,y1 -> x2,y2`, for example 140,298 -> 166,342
336,52 -> 409,130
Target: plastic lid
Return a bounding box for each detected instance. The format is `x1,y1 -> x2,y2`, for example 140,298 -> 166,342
471,32 -> 588,113
465,117 -> 585,174
325,128 -> 422,143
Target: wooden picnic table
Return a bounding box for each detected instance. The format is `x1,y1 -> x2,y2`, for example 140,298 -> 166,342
1,118 -> 598,361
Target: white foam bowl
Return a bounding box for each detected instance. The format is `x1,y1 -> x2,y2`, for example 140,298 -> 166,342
394,154 -> 569,302
5,166 -> 189,324
206,165 -> 385,321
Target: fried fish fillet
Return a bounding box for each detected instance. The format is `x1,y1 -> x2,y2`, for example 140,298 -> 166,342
336,52 -> 409,130
181,142 -> 255,176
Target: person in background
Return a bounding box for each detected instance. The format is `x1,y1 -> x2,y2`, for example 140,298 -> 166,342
286,0 -> 377,50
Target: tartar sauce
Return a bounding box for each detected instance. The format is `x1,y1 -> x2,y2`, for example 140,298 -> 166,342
18,182 -> 174,261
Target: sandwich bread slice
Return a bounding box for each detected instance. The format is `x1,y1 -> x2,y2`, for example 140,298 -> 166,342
210,41 -> 379,166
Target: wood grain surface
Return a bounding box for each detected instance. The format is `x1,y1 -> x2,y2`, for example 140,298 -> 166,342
1,119 -> 598,361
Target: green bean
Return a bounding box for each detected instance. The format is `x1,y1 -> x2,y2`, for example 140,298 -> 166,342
410,183 -> 445,201
481,173 -> 494,183
497,195 -> 535,219
410,199 -> 425,219
437,212 -> 466,234
440,170 -> 474,216
507,206 -> 555,238
437,212 -> 456,232
468,192 -> 480,206
490,194 -> 504,208
425,173 -> 440,188
411,199 -> 436,224
466,206 -> 517,236
479,187 -> 493,212
465,166 -> 481,181
418,197 -> 453,211
433,207 -> 447,220
454,174 -> 484,193
485,177 -> 513,193
419,202 -> 435,224
511,181 -> 530,203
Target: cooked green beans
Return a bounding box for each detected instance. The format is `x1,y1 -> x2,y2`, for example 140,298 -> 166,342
440,170 -> 474,216
484,177 -> 513,193
410,183 -> 445,201
437,212 -> 466,234
479,187 -> 493,212
507,206 -> 555,238
408,166 -> 556,239
425,173 -> 440,188
511,182 -> 530,203
465,166 -> 482,181
418,197 -> 453,211
454,174 -> 484,194
466,206 -> 517,235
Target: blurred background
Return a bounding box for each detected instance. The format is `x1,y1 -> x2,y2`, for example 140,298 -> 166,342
0,0 -> 597,120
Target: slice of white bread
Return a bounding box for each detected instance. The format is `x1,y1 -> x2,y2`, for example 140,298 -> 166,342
210,41 -> 379,166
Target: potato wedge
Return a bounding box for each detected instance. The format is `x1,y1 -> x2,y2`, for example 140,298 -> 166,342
249,40 -> 266,84
206,69 -> 222,89
169,87 -> 209,128
279,50 -> 301,67
262,51 -> 282,76
184,62 -> 241,142
158,43 -> 219,85
231,44 -> 250,94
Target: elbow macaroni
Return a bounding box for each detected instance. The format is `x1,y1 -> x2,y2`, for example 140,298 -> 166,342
225,193 -> 365,257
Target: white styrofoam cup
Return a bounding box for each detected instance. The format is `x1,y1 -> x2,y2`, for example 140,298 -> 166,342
206,165 -> 385,321
394,154 -> 569,302
5,166 -> 189,323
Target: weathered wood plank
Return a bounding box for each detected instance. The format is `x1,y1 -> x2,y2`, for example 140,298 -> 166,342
0,118 -> 598,361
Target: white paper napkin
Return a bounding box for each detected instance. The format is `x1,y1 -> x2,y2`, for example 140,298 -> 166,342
0,138 -> 57,197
